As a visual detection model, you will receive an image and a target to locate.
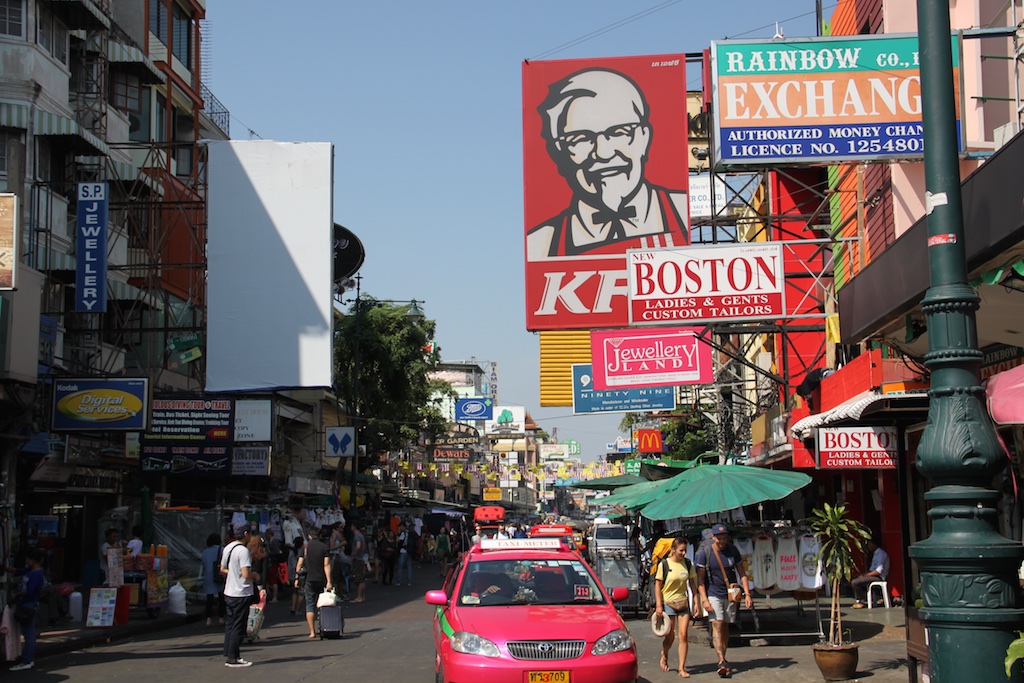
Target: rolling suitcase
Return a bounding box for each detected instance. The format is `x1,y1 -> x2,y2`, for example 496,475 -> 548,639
319,604 -> 344,639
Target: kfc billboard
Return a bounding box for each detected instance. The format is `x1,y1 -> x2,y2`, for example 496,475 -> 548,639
628,243 -> 784,325
590,326 -> 712,390
523,54 -> 690,331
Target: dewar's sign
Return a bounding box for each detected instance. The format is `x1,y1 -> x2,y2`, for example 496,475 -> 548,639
628,243 -> 784,325
817,426 -> 897,469
591,326 -> 712,390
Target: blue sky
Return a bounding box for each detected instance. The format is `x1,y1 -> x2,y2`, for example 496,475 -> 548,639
204,1 -> 824,461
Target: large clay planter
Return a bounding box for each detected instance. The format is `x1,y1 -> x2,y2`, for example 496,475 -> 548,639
811,643 -> 860,681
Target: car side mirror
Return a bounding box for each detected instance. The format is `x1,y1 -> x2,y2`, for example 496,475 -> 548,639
610,587 -> 630,603
424,590 -> 448,606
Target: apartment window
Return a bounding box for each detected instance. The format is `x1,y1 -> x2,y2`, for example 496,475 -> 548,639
37,5 -> 67,65
155,92 -> 167,142
0,129 -> 20,174
111,72 -> 142,113
149,0 -> 168,45
0,0 -> 22,37
171,3 -> 191,69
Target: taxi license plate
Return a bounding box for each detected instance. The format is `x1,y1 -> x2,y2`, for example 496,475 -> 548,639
527,672 -> 569,683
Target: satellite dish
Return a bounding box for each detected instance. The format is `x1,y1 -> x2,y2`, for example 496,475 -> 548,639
333,223 -> 365,283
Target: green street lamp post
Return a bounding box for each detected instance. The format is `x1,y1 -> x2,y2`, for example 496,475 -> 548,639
910,3 -> 1024,680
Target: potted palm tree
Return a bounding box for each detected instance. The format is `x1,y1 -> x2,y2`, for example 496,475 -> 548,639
807,502 -> 872,681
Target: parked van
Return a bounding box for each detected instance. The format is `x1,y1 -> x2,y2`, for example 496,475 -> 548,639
589,523 -> 630,563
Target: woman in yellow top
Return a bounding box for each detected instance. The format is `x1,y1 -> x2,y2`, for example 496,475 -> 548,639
654,537 -> 701,678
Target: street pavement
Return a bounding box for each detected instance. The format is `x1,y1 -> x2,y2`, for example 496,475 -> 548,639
25,566 -> 914,682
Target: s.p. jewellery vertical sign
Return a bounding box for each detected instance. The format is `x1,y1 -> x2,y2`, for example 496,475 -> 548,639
75,182 -> 108,312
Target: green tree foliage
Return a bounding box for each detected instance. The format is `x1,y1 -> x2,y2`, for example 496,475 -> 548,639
334,296 -> 453,470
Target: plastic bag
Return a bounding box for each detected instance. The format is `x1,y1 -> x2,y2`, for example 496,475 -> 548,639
316,589 -> 338,608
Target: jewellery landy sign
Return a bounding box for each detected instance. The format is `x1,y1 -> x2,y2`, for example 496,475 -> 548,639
590,327 -> 712,390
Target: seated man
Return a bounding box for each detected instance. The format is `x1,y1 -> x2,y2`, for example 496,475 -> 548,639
851,538 -> 890,608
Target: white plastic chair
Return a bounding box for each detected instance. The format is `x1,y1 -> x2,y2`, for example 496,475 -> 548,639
866,580 -> 890,609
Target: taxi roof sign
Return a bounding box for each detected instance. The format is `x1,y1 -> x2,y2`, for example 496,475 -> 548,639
478,538 -> 562,551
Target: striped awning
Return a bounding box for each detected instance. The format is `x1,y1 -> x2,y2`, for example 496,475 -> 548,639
34,110 -> 110,156
75,155 -> 164,196
47,0 -> 111,30
0,102 -> 29,129
107,40 -> 164,84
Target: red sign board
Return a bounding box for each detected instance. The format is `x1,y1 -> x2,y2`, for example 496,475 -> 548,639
817,426 -> 897,469
635,429 -> 663,453
628,243 -> 785,325
523,54 -> 690,331
590,326 -> 712,390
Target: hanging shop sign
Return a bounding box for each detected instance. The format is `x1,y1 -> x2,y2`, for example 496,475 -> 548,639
635,429 -> 664,454
627,243 -> 785,325
591,326 -> 713,390
75,182 -> 108,312
52,378 -> 149,431
711,33 -> 962,166
816,426 -> 897,469
437,423 -> 481,447
140,397 -> 234,476
572,364 -> 676,415
0,193 -> 17,290
484,405 -> 525,437
232,446 -> 271,476
234,399 -> 273,442
455,397 -> 493,421
434,447 -> 472,463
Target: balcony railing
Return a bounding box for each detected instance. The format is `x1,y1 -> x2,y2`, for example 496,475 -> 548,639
200,83 -> 230,138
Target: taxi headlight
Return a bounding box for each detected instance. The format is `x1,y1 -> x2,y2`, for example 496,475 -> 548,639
451,631 -> 501,657
592,628 -> 633,655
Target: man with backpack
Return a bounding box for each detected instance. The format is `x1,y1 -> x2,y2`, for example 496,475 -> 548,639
695,524 -> 752,679
396,522 -> 414,586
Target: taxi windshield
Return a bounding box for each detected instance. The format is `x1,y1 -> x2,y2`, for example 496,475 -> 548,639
458,558 -> 605,607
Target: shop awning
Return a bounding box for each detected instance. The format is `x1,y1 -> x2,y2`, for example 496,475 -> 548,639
791,391 -> 930,440
0,102 -> 29,129
107,40 -> 165,83
47,0 -> 111,30
34,110 -> 110,156
75,155 -> 164,196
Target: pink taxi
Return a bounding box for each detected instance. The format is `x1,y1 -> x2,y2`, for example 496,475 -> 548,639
425,538 -> 637,683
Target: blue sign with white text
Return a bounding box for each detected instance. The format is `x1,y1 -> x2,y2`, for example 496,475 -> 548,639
456,397 -> 493,421
572,364 -> 676,415
75,182 -> 108,313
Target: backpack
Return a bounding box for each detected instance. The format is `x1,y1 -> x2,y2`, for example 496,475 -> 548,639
657,556 -> 693,582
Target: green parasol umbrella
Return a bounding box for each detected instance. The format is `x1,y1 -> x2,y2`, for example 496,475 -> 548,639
639,465 -> 812,521
598,474 -> 687,510
571,474 -> 648,490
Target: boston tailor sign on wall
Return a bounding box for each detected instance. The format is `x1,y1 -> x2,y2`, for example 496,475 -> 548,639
628,242 -> 784,325
816,426 -> 898,469
523,54 -> 690,331
591,327 -> 712,390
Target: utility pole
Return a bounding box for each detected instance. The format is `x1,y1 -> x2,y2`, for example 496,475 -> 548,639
910,3 -> 1024,680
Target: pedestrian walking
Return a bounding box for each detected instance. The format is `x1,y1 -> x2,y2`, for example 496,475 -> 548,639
695,524 -> 752,679
4,548 -> 46,672
289,536 -> 305,616
221,524 -> 259,668
265,529 -> 286,603
350,522 -> 368,603
654,537 -> 701,678
294,527 -> 332,639
379,529 -> 397,585
201,533 -> 226,628
396,523 -> 413,586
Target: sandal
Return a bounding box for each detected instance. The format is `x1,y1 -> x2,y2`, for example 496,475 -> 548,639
660,653 -> 670,672
718,662 -> 730,678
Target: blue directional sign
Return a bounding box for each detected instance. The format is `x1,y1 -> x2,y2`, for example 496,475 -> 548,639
456,397 -> 493,421
572,364 -> 676,415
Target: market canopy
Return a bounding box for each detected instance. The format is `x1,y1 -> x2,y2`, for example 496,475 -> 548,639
986,363 -> 1024,425
597,474 -> 688,510
571,474 -> 648,490
639,465 -> 812,521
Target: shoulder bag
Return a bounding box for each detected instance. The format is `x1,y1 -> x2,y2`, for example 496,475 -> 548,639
712,545 -> 742,603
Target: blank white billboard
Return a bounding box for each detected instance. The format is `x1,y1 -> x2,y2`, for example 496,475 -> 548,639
206,141 -> 334,392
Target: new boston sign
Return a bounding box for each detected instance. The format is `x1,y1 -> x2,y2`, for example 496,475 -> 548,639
816,426 -> 897,469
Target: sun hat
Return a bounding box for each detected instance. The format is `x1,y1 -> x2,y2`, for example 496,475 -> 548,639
651,611 -> 671,637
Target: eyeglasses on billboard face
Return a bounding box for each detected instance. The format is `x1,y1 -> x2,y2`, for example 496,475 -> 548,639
557,122 -> 644,157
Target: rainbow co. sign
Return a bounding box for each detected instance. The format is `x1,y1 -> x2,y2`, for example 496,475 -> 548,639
52,378 -> 149,431
712,33 -> 961,165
